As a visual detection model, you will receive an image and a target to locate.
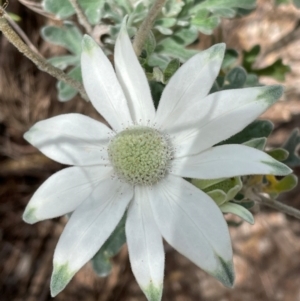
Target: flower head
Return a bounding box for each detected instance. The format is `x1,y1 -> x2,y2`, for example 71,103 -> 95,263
23,21 -> 291,301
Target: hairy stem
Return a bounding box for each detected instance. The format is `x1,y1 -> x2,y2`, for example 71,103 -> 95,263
69,0 -> 93,34
4,12 -> 41,55
0,17 -> 88,101
258,194 -> 300,220
133,0 -> 167,56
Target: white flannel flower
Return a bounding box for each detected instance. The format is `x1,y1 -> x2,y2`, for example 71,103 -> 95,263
23,23 -> 291,301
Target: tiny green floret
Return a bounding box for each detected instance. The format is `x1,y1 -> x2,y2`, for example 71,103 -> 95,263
108,126 -> 172,185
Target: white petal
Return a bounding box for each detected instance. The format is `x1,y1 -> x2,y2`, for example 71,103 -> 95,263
171,144 -> 292,179
24,113 -> 112,166
50,176 -> 133,297
23,165 -> 113,224
155,44 -> 225,129
115,20 -> 155,125
168,85 -> 283,157
81,35 -> 133,131
126,186 -> 164,301
220,202 -> 254,225
149,175 -> 234,287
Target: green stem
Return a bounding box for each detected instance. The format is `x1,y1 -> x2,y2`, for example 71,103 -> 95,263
133,0 -> 167,56
0,17 -> 89,101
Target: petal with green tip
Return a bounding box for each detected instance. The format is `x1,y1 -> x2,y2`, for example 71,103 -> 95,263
213,256 -> 235,288
144,283 -> 163,301
114,18 -> 155,125
156,43 -> 225,128
51,263 -> 75,297
220,202 -> 255,225
172,144 -> 292,179
23,207 -> 38,224
81,35 -> 133,131
52,176 -> 133,292
126,187 -> 164,301
149,175 -> 234,287
23,165 -> 113,224
167,85 -> 283,158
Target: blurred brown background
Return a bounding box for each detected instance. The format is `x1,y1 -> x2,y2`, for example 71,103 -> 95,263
1,0 -> 300,300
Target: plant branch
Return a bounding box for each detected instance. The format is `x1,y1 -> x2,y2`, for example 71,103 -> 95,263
69,0 -> 93,34
4,11 -> 41,55
133,0 -> 166,56
258,194 -> 300,220
0,17 -> 89,101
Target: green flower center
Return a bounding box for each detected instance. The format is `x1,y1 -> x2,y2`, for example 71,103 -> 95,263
108,126 -> 172,185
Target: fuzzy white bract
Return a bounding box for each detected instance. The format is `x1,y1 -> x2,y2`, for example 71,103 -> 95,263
23,22 -> 291,301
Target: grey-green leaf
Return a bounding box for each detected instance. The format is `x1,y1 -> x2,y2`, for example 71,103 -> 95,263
192,15 -> 220,35
42,0 -> 74,19
222,49 -> 238,70
41,22 -> 83,55
193,0 -> 256,11
223,66 -> 247,89
163,58 -> 180,83
144,31 -> 157,58
283,128 -> 300,167
91,213 -> 127,277
267,148 -> 289,162
43,0 -> 105,24
48,55 -> 79,70
217,120 -> 274,145
57,66 -> 82,102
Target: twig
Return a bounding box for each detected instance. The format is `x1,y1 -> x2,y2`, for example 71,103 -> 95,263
4,11 -> 41,56
133,0 -> 167,56
258,194 -> 300,220
0,17 -> 89,101
68,0 -> 93,34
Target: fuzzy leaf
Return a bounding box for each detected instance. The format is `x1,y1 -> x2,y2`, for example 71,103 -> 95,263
218,120 -> 274,145
144,31 -> 157,57
42,0 -> 105,24
47,55 -> 79,70
267,148 -> 289,162
42,0 -> 74,19
192,0 -> 256,12
255,59 -> 291,82
244,73 -> 260,87
193,177 -> 242,206
223,66 -> 247,89
243,45 -> 290,81
91,214 -> 126,277
220,202 -> 254,224
222,49 -> 238,70
283,129 -> 300,167
243,137 -> 267,150
57,66 -> 82,102
163,59 -> 180,83
41,22 -> 82,55
192,13 -> 220,35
